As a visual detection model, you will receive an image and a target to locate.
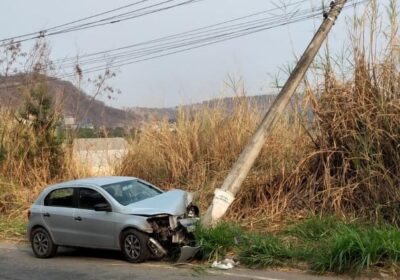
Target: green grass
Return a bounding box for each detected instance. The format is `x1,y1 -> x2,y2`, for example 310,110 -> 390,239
195,217 -> 400,275
238,234 -> 292,268
194,222 -> 243,261
0,216 -> 27,241
311,225 -> 400,273
285,216 -> 344,242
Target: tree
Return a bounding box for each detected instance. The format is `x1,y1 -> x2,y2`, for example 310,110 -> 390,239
19,81 -> 64,179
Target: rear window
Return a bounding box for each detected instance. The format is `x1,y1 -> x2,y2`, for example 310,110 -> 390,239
44,188 -> 74,207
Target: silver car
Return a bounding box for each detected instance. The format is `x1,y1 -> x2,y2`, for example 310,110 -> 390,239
27,176 -> 199,263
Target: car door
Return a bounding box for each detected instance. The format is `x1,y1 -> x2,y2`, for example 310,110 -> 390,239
41,187 -> 77,245
73,187 -> 117,249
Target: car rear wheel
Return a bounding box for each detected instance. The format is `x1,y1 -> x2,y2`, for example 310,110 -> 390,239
121,229 -> 150,263
31,227 -> 58,258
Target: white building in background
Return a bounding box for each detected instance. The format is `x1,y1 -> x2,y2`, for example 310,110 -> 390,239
63,115 -> 77,129
73,138 -> 128,175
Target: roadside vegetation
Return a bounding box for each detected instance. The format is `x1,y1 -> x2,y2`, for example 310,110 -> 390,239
0,41 -> 95,223
118,0 -> 400,227
0,217 -> 26,241
117,1 -> 400,274
195,217 -> 400,276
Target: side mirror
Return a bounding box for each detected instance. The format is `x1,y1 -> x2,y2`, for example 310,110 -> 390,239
94,203 -> 112,212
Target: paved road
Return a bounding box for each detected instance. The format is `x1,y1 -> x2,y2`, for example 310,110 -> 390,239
0,242 -> 347,280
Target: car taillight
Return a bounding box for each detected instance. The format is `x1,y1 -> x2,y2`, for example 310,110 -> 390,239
27,210 -> 31,219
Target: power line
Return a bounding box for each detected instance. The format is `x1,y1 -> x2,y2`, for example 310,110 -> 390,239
0,0 -> 202,45
54,0 -> 311,64
6,0 -> 314,75
41,0 -> 317,71
45,0 -> 200,36
58,0 -> 367,77
64,9 -> 324,76
0,0 -> 152,43
0,0 -> 368,88
62,7 -> 317,68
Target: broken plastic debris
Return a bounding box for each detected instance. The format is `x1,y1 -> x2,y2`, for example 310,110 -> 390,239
176,246 -> 201,263
211,258 -> 238,270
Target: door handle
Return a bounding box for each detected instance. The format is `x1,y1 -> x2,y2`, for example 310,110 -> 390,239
74,216 -> 82,221
43,213 -> 51,218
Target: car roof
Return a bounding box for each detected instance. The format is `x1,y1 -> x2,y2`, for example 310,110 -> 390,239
53,176 -> 138,188
35,176 -> 147,203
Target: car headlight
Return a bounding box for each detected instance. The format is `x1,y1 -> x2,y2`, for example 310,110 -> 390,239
186,204 -> 199,218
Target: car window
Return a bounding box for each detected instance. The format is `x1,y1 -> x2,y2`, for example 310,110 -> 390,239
44,188 -> 74,207
102,180 -> 162,206
78,188 -> 108,210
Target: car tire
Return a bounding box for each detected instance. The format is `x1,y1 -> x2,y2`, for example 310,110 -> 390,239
31,227 -> 58,258
121,229 -> 150,263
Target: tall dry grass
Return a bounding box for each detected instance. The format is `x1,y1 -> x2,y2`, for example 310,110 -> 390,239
0,40 -> 106,219
118,1 -> 400,227
0,106 -> 91,218
287,57 -> 400,224
281,0 -> 400,224
0,72 -> 92,219
117,97 -> 312,228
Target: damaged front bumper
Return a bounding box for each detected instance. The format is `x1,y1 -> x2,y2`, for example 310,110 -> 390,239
124,189 -> 201,261
173,217 -> 201,263
146,215 -> 200,261
177,245 -> 201,263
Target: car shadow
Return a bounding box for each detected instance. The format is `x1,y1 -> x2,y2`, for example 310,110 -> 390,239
56,247 -> 126,261
20,244 -> 126,262
21,244 -> 175,263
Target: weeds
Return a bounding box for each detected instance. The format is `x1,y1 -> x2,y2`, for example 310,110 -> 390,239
194,222 -> 243,261
116,1 -> 400,227
285,216 -> 345,242
195,217 -> 400,275
312,224 -> 400,274
117,95 -> 309,226
0,216 -> 27,241
238,234 -> 291,268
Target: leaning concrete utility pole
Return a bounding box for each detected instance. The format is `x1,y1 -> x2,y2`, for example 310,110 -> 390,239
202,0 -> 348,226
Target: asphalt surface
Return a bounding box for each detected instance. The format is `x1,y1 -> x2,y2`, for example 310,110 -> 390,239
0,242 -> 348,280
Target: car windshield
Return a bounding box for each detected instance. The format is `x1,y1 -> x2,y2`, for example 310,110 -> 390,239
101,180 -> 162,206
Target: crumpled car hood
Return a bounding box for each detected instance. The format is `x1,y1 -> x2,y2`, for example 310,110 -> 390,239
121,189 -> 190,216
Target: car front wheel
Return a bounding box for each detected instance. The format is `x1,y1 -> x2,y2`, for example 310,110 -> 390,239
121,229 -> 150,263
31,227 -> 58,258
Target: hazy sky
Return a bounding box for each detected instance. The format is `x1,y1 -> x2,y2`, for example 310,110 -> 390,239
0,0 -> 371,108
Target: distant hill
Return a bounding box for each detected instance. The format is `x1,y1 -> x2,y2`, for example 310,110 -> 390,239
128,95 -> 276,122
128,106 -> 177,123
0,74 -> 276,127
0,74 -> 138,128
182,94 -> 275,113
